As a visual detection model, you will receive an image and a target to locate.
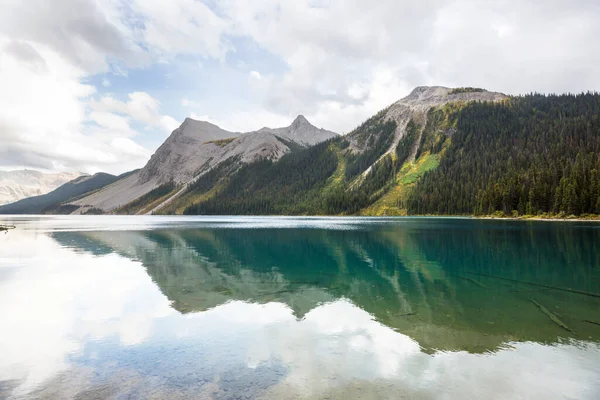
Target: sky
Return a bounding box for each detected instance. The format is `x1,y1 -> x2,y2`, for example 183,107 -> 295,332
0,0 -> 599,175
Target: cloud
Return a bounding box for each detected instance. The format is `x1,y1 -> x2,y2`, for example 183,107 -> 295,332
0,35 -> 173,174
211,0 -> 600,132
3,40 -> 48,73
130,0 -> 232,60
1,0 -> 600,173
0,0 -> 144,73
111,137 -> 152,158
0,0 -> 218,174
91,92 -> 180,134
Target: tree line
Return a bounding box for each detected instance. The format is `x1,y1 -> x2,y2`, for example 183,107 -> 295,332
408,93 -> 600,216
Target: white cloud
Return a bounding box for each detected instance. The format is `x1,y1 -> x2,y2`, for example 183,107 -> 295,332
91,92 -> 179,134
211,0 -> 600,132
0,0 -> 217,174
0,37 -> 92,135
89,111 -> 134,134
160,115 -> 180,133
0,0 -> 145,73
131,0 -> 232,60
0,35 -> 176,174
111,138 -> 152,158
1,0 -> 600,172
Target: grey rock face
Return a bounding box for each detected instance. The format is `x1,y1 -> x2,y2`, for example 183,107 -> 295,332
385,86 -> 506,156
139,118 -> 238,185
72,86 -> 505,212
71,115 -> 338,212
349,86 -> 507,183
263,115 -> 336,146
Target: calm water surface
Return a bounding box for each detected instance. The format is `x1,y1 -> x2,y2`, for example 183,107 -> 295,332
0,216 -> 599,399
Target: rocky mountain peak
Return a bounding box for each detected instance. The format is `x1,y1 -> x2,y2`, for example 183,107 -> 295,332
72,114 -> 338,213
400,86 -> 506,106
291,114 -> 310,129
175,118 -> 235,141
272,115 -> 337,146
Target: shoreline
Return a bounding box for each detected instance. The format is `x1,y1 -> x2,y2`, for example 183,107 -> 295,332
476,216 -> 600,222
433,214 -> 600,222
1,213 -> 600,222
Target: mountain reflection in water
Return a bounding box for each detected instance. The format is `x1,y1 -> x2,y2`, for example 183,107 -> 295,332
0,216 -> 598,399
51,220 -> 600,353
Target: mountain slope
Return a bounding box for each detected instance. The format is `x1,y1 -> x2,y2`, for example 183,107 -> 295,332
69,119 -> 237,213
0,170 -> 82,205
181,86 -> 509,215
345,86 -> 506,186
139,118 -> 238,185
0,173 -> 120,214
182,87 -> 600,218
407,93 -> 600,216
259,114 -> 339,146
69,115 -> 337,213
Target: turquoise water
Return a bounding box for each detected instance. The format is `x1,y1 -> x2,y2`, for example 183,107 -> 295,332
0,216 -> 599,399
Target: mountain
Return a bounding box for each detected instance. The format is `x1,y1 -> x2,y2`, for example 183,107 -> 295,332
24,85 -> 599,217
181,86 -> 504,215
0,172 -> 120,214
180,86 -> 600,218
0,170 -> 82,205
406,92 -> 600,216
68,115 -> 338,214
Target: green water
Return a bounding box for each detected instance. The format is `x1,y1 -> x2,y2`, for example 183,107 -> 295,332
0,216 -> 599,399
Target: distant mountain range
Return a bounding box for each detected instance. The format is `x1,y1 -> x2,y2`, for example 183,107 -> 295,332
0,172 -> 125,214
3,86 -> 600,217
0,170 -> 82,205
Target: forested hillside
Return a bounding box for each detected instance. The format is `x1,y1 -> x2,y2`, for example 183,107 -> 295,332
182,139 -> 340,215
170,91 -> 600,218
179,106 -> 438,215
408,93 -> 600,216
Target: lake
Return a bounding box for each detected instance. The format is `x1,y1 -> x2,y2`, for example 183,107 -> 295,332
0,216 -> 599,399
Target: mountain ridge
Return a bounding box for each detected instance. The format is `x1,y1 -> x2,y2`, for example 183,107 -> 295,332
68,115 -> 338,214
7,85 -> 598,218
178,87 -> 600,218
346,86 -> 507,187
